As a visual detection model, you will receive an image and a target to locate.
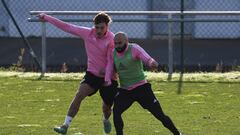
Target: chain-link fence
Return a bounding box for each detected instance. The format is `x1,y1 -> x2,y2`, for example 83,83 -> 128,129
0,0 -> 240,72
0,0 -> 239,39
152,0 -> 240,39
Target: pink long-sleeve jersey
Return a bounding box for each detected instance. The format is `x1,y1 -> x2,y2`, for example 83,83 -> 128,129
43,15 -> 116,81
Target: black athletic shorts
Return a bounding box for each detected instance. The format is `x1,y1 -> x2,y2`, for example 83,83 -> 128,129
81,71 -> 118,106
114,83 -> 158,110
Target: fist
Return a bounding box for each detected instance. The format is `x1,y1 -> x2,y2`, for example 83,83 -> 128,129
151,61 -> 159,69
37,13 -> 46,20
149,60 -> 159,71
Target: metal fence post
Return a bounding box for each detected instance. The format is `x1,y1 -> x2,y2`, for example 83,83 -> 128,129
41,21 -> 46,76
168,14 -> 173,79
180,0 -> 185,73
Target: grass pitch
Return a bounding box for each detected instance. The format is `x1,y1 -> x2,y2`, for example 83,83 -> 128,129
0,71 -> 239,135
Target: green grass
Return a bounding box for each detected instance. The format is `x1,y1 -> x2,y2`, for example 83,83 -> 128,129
0,71 -> 240,135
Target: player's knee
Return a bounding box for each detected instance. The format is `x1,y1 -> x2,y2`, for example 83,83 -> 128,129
158,114 -> 170,123
74,90 -> 88,102
102,103 -> 111,112
113,108 -> 123,118
75,90 -> 86,100
113,114 -> 122,124
113,106 -> 117,113
76,84 -> 93,99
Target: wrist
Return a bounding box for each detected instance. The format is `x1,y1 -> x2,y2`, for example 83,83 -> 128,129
148,58 -> 154,67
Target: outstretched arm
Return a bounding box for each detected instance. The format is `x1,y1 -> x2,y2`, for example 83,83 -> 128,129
132,44 -> 159,70
38,13 -> 90,39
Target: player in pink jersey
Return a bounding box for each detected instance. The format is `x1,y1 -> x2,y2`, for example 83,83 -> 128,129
38,12 -> 117,135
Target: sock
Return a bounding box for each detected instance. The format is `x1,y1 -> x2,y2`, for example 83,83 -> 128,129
63,116 -> 72,126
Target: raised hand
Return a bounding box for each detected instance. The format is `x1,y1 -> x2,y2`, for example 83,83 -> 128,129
37,13 -> 46,20
149,60 -> 159,71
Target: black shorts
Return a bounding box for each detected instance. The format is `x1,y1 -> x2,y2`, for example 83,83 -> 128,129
114,83 -> 158,110
81,71 -> 118,106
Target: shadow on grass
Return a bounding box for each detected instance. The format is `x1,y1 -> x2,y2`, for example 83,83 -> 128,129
177,72 -> 184,94
152,80 -> 240,84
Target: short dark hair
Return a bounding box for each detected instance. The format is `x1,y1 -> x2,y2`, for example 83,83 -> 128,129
93,12 -> 112,25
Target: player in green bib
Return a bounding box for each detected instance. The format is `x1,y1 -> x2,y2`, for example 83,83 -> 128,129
111,32 -> 182,135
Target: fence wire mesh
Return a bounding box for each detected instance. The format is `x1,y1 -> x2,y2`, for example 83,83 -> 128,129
0,0 -> 239,39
